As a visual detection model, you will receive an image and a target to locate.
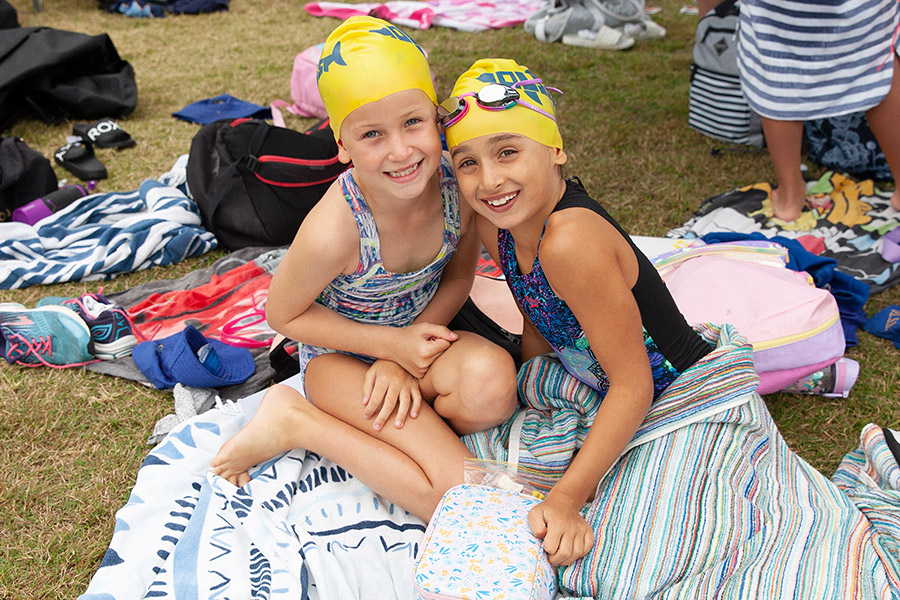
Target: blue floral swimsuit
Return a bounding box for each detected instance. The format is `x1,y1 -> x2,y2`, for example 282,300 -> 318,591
498,179 -> 711,399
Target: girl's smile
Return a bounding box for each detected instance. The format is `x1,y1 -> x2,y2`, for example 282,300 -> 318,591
387,159 -> 424,181
482,190 -> 519,209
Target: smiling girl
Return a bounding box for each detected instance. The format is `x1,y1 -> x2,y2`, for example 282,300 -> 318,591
210,21 -> 517,522
443,58 -> 713,565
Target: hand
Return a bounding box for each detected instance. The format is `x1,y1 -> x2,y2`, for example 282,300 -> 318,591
528,492 -> 595,566
387,323 -> 458,378
362,359 -> 423,431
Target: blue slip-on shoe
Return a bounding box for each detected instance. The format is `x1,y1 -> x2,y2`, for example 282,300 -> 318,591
0,304 -> 95,366
864,305 -> 900,350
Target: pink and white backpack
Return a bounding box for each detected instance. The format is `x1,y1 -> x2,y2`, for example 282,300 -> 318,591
270,43 -> 327,126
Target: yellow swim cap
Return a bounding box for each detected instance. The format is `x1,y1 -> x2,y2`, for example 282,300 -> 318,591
317,16 -> 438,142
443,58 -> 562,150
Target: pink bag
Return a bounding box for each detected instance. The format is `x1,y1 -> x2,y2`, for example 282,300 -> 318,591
287,43 -> 327,119
270,43 -> 327,127
657,243 -> 845,395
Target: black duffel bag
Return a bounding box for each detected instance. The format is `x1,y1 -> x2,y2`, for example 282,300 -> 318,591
186,118 -> 350,251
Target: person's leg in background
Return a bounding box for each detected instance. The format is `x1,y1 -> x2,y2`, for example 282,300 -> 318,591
866,52 -> 900,211
696,0 -> 718,16
760,118 -> 807,221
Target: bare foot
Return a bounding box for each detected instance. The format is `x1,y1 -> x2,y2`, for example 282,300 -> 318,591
209,387 -> 317,487
771,185 -> 805,221
891,191 -> 900,212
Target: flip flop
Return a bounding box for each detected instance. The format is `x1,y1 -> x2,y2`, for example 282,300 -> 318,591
53,137 -> 108,181
72,119 -> 136,149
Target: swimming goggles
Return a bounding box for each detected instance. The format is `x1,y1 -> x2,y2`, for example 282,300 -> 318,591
438,78 -> 562,128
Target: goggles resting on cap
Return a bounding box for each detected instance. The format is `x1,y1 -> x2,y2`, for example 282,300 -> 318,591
438,78 -> 561,128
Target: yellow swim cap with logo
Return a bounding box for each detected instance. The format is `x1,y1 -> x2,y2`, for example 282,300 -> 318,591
316,16 -> 438,142
443,58 -> 562,150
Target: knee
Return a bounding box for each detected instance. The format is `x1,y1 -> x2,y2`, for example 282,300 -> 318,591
458,343 -> 518,426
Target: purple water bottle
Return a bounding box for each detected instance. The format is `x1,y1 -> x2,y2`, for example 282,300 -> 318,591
11,183 -> 92,225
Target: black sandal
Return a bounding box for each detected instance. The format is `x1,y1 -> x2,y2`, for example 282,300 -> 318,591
73,119 -> 136,149
53,138 -> 108,181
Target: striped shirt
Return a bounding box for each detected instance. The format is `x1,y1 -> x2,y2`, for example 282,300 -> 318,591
737,0 -> 900,120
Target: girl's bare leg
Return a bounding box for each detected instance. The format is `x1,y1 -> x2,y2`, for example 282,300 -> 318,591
761,117 -> 807,221
211,355 -> 476,520
866,53 -> 900,211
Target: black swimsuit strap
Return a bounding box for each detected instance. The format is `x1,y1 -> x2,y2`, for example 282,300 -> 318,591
551,179 -> 712,371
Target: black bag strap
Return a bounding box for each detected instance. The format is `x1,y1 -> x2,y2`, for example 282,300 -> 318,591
242,122 -> 346,187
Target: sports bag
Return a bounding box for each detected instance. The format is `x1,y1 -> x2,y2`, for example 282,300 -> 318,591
186,118 -> 349,250
414,484 -> 558,600
804,112 -> 892,182
0,27 -> 137,133
0,136 -> 58,222
688,0 -> 764,148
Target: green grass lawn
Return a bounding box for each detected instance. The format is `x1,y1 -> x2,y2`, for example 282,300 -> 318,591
1,0 -> 898,596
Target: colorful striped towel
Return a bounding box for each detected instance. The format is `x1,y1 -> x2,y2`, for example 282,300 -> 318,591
463,322 -> 759,480
465,323 -> 900,597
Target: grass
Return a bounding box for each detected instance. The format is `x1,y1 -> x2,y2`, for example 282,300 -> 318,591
1,0 -> 899,597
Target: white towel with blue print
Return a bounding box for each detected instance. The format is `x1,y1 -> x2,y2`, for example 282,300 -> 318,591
78,403 -> 426,600
0,178 -> 216,289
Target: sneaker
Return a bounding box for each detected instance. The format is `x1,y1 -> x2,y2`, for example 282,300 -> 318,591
38,293 -> 138,360
561,26 -> 635,50
0,303 -> 95,366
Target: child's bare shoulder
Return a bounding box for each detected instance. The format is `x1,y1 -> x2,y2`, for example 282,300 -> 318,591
288,178 -> 360,271
543,208 -> 621,263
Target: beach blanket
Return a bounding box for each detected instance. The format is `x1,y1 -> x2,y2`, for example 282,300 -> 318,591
78,401 -> 426,600
81,321 -> 900,599
666,171 -> 900,293
304,0 -> 543,31
0,179 -> 217,289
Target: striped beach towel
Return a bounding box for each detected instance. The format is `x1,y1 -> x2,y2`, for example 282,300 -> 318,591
463,322 -> 759,479
465,323 -> 900,597
0,179 -> 217,289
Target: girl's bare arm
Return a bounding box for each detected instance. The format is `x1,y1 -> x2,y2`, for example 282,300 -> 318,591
527,209 -> 654,566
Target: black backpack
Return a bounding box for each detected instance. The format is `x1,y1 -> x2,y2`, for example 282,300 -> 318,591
688,0 -> 764,148
186,118 -> 350,251
0,136 -> 58,222
804,113 -> 893,182
0,0 -> 18,29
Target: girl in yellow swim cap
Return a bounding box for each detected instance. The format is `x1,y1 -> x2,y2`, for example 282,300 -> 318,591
443,58 -> 713,566
211,21 -> 518,525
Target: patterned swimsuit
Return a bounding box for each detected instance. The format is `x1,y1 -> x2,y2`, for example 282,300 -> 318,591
295,156 -> 461,386
498,180 -> 710,399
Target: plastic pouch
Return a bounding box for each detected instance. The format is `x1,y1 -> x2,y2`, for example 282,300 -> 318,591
463,457 -> 557,500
